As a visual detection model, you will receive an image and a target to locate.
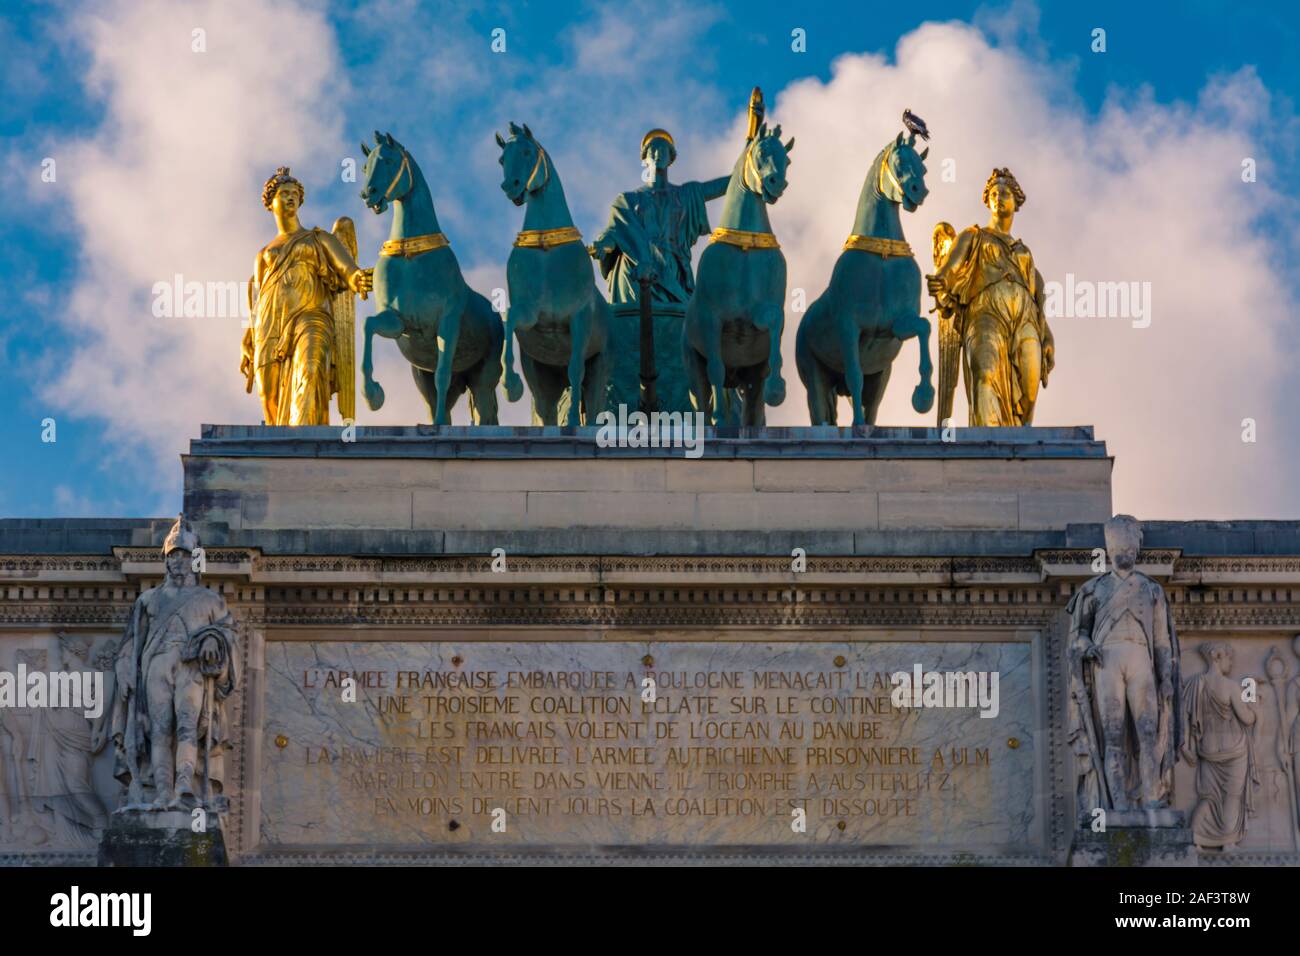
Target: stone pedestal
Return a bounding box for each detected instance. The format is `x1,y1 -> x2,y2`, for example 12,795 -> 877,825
607,303 -> 693,414
1071,809 -> 1197,867
98,810 -> 228,867
181,424 -> 1112,546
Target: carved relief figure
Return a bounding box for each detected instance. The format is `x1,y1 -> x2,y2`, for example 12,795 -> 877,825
1247,648 -> 1298,850
1066,515 -> 1182,814
1181,641 -> 1258,850
1289,635 -> 1300,836
23,633 -> 112,849
0,698 -> 8,843
0,648 -> 50,847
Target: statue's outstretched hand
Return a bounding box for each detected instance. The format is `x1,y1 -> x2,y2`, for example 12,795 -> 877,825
351,267 -> 374,300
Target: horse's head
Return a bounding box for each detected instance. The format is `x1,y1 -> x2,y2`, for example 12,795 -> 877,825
742,123 -> 794,204
496,122 -> 550,206
878,130 -> 930,212
359,130 -> 412,214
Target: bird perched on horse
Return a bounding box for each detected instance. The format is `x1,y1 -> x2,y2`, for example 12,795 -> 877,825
795,113 -> 936,426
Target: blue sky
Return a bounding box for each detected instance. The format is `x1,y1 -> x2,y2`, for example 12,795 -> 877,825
2,0 -> 1298,520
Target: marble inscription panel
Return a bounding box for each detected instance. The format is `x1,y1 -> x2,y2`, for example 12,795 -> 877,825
260,639 -> 1038,849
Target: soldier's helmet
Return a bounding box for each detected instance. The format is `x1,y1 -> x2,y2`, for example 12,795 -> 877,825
162,513 -> 200,556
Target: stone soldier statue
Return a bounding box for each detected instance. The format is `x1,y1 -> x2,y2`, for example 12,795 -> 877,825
1066,514 -> 1182,815
112,515 -> 238,812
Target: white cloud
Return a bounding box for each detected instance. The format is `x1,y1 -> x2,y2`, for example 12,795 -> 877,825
27,0 -> 348,474
24,4 -> 1300,519
693,22 -> 1299,519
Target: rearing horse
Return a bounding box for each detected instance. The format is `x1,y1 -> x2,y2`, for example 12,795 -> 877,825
496,123 -> 611,426
358,131 -> 503,424
683,121 -> 793,426
795,125 -> 935,425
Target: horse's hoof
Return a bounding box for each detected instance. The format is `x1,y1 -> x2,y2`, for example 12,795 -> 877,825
764,378 -> 786,407
505,375 -> 524,403
912,382 -> 935,414
364,381 -> 385,411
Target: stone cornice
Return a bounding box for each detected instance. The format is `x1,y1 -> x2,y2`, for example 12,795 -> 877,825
1035,548 -> 1181,579
4,550 -> 1300,591
190,423 -> 1109,461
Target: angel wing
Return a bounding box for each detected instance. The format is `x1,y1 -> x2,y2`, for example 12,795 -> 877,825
331,216 -> 358,422
241,275 -> 258,394
931,221 -> 960,427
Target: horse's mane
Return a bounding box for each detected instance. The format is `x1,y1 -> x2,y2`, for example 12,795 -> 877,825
868,144 -> 892,199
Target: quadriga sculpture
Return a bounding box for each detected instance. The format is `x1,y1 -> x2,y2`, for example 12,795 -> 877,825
497,123 -> 612,426
795,114 -> 935,426
358,131 -> 504,424
682,100 -> 793,427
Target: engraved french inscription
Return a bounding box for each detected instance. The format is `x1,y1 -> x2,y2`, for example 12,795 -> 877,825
261,640 -> 1037,848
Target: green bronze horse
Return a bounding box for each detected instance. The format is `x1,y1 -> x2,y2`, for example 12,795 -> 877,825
496,123 -> 611,426
682,122 -> 794,426
358,131 -> 503,424
794,126 -> 935,426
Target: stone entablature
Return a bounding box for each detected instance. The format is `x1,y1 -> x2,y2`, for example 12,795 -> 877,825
2,428 -> 1299,866
4,539 -> 1299,866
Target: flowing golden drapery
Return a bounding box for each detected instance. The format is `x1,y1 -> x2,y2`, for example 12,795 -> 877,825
250,229 -> 343,426
936,226 -> 1049,426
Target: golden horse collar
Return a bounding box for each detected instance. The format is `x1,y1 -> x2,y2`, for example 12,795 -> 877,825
513,226 -> 583,249
380,232 -> 449,258
710,226 -> 780,251
844,234 -> 913,258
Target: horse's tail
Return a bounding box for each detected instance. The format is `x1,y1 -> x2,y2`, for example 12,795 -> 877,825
503,307 -> 524,403
795,317 -> 840,426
